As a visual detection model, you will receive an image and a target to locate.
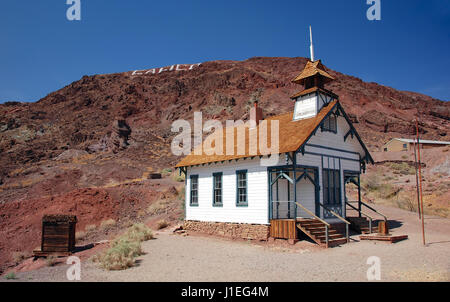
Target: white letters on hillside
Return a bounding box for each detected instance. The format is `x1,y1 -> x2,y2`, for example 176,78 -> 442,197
131,63 -> 201,76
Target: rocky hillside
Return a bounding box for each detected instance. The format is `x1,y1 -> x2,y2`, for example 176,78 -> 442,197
0,56 -> 449,273
1,57 -> 449,180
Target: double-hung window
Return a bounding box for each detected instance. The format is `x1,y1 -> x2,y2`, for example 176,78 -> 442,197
190,175 -> 198,206
322,169 -> 341,205
213,173 -> 223,206
236,170 -> 248,206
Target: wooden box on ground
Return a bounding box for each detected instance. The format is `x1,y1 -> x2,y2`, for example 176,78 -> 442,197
41,215 -> 77,253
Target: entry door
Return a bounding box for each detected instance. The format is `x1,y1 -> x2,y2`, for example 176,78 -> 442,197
295,168 -> 320,218
322,168 -> 342,218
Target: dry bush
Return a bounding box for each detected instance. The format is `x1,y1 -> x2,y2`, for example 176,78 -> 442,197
92,239 -> 140,271
75,231 -> 86,241
100,218 -> 117,231
160,168 -> 172,177
124,223 -> 154,242
46,255 -> 58,267
147,199 -> 170,215
172,174 -> 185,182
378,183 -> 399,199
4,272 -> 17,280
157,220 -> 169,230
394,191 -> 418,212
85,224 -> 97,232
12,251 -> 30,264
361,172 -> 381,192
389,162 -> 415,175
92,223 -> 153,271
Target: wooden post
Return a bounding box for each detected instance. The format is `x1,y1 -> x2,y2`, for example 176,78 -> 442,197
378,221 -> 389,235
293,152 -> 297,219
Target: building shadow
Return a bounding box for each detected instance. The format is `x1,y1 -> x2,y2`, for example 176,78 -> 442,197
386,219 -> 403,230
73,243 -> 95,253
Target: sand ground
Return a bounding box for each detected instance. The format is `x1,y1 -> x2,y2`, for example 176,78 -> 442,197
3,204 -> 450,282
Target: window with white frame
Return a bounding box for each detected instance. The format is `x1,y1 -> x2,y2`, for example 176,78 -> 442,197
190,175 -> 198,206
213,173 -> 223,206
236,170 -> 248,206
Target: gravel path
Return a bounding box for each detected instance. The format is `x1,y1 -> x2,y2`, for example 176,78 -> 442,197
5,204 -> 450,282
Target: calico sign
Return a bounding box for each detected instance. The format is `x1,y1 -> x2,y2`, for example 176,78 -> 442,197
131,63 -> 202,76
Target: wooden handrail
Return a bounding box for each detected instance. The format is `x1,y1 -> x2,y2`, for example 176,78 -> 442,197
319,203 -> 351,225
294,202 -> 330,227
359,200 -> 387,221
345,201 -> 374,221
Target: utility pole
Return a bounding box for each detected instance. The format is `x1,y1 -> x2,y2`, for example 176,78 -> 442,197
415,119 -> 426,246
413,139 -> 421,219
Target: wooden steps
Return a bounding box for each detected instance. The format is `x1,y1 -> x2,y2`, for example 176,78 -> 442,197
296,219 -> 348,248
360,234 -> 408,243
347,217 -> 378,234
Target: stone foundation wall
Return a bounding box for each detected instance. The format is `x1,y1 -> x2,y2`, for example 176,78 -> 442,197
184,220 -> 270,241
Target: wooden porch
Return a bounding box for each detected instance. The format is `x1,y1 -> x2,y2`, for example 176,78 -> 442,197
269,218 -> 348,248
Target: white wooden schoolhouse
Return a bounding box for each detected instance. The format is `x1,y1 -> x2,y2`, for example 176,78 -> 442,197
176,58 -> 384,247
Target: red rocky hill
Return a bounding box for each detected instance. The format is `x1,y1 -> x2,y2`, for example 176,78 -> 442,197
0,56 -> 449,272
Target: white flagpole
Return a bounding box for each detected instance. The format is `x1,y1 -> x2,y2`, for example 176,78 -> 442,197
309,26 -> 315,61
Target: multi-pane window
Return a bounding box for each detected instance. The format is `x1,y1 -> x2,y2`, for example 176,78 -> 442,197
190,175 -> 198,206
236,170 -> 248,206
322,169 -> 341,205
322,113 -> 337,133
213,173 -> 223,206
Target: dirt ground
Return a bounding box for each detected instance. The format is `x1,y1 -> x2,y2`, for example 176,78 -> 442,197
3,204 -> 449,282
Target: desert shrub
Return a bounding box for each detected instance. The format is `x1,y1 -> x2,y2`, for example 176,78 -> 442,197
123,223 -> 154,242
85,224 -> 97,232
394,192 -> 418,212
383,176 -> 396,182
157,220 -> 169,230
12,251 -> 30,264
178,187 -> 185,200
4,272 -> 16,280
378,183 -> 398,199
100,218 -> 116,231
93,240 -> 138,271
46,255 -> 58,267
160,168 -> 172,177
361,173 -> 381,192
172,173 -> 185,182
389,162 -> 415,175
147,199 -> 170,215
93,223 -> 153,270
75,231 -> 86,241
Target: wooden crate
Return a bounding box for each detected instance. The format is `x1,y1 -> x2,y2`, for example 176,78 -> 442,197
41,215 -> 77,253
270,219 -> 297,239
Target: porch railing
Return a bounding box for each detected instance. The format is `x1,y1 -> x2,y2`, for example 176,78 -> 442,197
345,201 -> 374,234
319,203 -> 350,243
347,200 -> 387,222
294,202 -> 331,248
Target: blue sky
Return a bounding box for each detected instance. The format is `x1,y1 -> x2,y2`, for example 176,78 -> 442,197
0,0 -> 449,103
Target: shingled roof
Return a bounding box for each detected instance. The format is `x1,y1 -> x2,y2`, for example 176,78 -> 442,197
291,60 -> 334,85
176,100 -> 339,168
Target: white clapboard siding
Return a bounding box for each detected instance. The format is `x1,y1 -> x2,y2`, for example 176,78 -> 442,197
185,157 -> 269,225
298,113 -> 363,222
